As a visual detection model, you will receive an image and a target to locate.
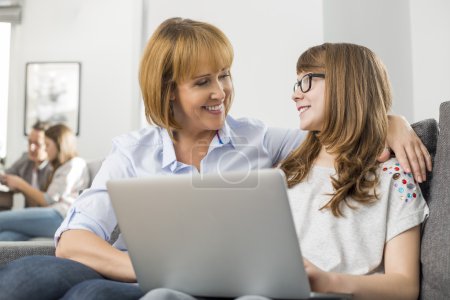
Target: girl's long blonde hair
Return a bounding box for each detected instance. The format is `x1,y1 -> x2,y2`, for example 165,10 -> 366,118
280,43 -> 392,217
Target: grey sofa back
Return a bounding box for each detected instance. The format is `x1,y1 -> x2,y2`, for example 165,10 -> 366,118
86,159 -> 103,187
412,119 -> 439,201
421,101 -> 450,300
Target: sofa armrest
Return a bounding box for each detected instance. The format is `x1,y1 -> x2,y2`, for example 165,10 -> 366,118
0,241 -> 55,267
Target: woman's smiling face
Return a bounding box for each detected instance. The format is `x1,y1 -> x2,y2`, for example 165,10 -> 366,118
172,62 -> 232,135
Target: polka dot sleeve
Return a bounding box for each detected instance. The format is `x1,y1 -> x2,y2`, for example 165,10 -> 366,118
382,159 -> 429,241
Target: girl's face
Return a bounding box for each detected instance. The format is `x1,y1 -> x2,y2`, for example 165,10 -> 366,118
292,72 -> 326,131
44,137 -> 58,162
172,63 -> 232,136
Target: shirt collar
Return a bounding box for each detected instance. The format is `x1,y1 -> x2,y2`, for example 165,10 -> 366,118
160,119 -> 235,170
213,118 -> 234,147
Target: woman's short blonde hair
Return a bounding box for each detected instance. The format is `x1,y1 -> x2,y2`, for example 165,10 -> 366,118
139,18 -> 234,133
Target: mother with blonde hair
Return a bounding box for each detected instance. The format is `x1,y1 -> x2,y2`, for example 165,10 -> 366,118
0,19 -> 430,300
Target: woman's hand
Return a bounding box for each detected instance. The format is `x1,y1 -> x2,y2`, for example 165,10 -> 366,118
303,258 -> 334,293
2,174 -> 27,191
382,115 -> 432,183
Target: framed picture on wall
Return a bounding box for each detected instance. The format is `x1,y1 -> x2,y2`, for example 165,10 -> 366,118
24,62 -> 81,136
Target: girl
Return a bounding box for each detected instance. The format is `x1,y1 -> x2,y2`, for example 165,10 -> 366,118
280,43 -> 428,299
0,123 -> 89,240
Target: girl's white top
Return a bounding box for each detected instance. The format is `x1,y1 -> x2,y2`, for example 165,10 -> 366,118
288,157 -> 429,274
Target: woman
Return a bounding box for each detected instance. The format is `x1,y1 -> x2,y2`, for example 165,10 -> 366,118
0,19 -> 430,300
0,123 -> 89,240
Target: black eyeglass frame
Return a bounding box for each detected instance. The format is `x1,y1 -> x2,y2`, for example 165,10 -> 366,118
293,73 -> 325,93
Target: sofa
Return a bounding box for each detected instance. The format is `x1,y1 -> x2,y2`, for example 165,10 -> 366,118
420,101 -> 450,299
0,159 -> 104,265
0,102 -> 449,299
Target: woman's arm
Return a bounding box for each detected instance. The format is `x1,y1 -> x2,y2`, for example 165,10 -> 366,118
304,225 -> 420,300
386,115 -> 432,183
2,174 -> 48,206
56,229 -> 136,282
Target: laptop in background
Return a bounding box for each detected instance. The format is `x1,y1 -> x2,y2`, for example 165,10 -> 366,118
107,169 -> 352,299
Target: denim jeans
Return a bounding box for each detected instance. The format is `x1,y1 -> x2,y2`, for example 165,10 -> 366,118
0,256 -> 144,300
0,207 -> 64,240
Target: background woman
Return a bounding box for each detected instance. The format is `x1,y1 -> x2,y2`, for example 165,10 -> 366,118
0,123 -> 89,241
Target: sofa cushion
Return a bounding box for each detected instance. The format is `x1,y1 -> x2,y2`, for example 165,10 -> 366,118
86,159 -> 103,187
0,241 -> 55,266
421,101 -> 450,299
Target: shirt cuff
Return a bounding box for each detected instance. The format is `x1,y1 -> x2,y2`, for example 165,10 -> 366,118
54,206 -> 109,246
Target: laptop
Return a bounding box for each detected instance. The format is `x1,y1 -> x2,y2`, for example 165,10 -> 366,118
107,169 -> 352,299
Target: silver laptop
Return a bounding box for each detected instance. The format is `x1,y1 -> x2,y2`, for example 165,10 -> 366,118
107,169 -> 352,299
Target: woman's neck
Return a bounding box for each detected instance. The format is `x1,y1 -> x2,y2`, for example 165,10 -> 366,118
174,129 -> 216,144
314,146 -> 336,168
173,129 -> 217,171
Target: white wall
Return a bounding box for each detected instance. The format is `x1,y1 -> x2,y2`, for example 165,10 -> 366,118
6,0 -> 142,163
323,0 -> 415,121
143,0 -> 324,129
410,0 -> 450,122
0,22 -> 10,159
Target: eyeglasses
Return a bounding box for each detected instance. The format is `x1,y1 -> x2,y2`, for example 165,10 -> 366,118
293,73 -> 325,93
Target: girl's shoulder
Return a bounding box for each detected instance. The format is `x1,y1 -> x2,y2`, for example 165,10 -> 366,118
379,157 -> 405,174
379,157 -> 421,203
379,157 -> 412,180
58,157 -> 87,171
68,156 -> 87,164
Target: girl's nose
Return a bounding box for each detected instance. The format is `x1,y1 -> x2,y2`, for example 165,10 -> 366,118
292,88 -> 304,102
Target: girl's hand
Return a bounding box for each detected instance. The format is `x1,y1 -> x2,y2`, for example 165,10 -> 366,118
303,258 -> 333,293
